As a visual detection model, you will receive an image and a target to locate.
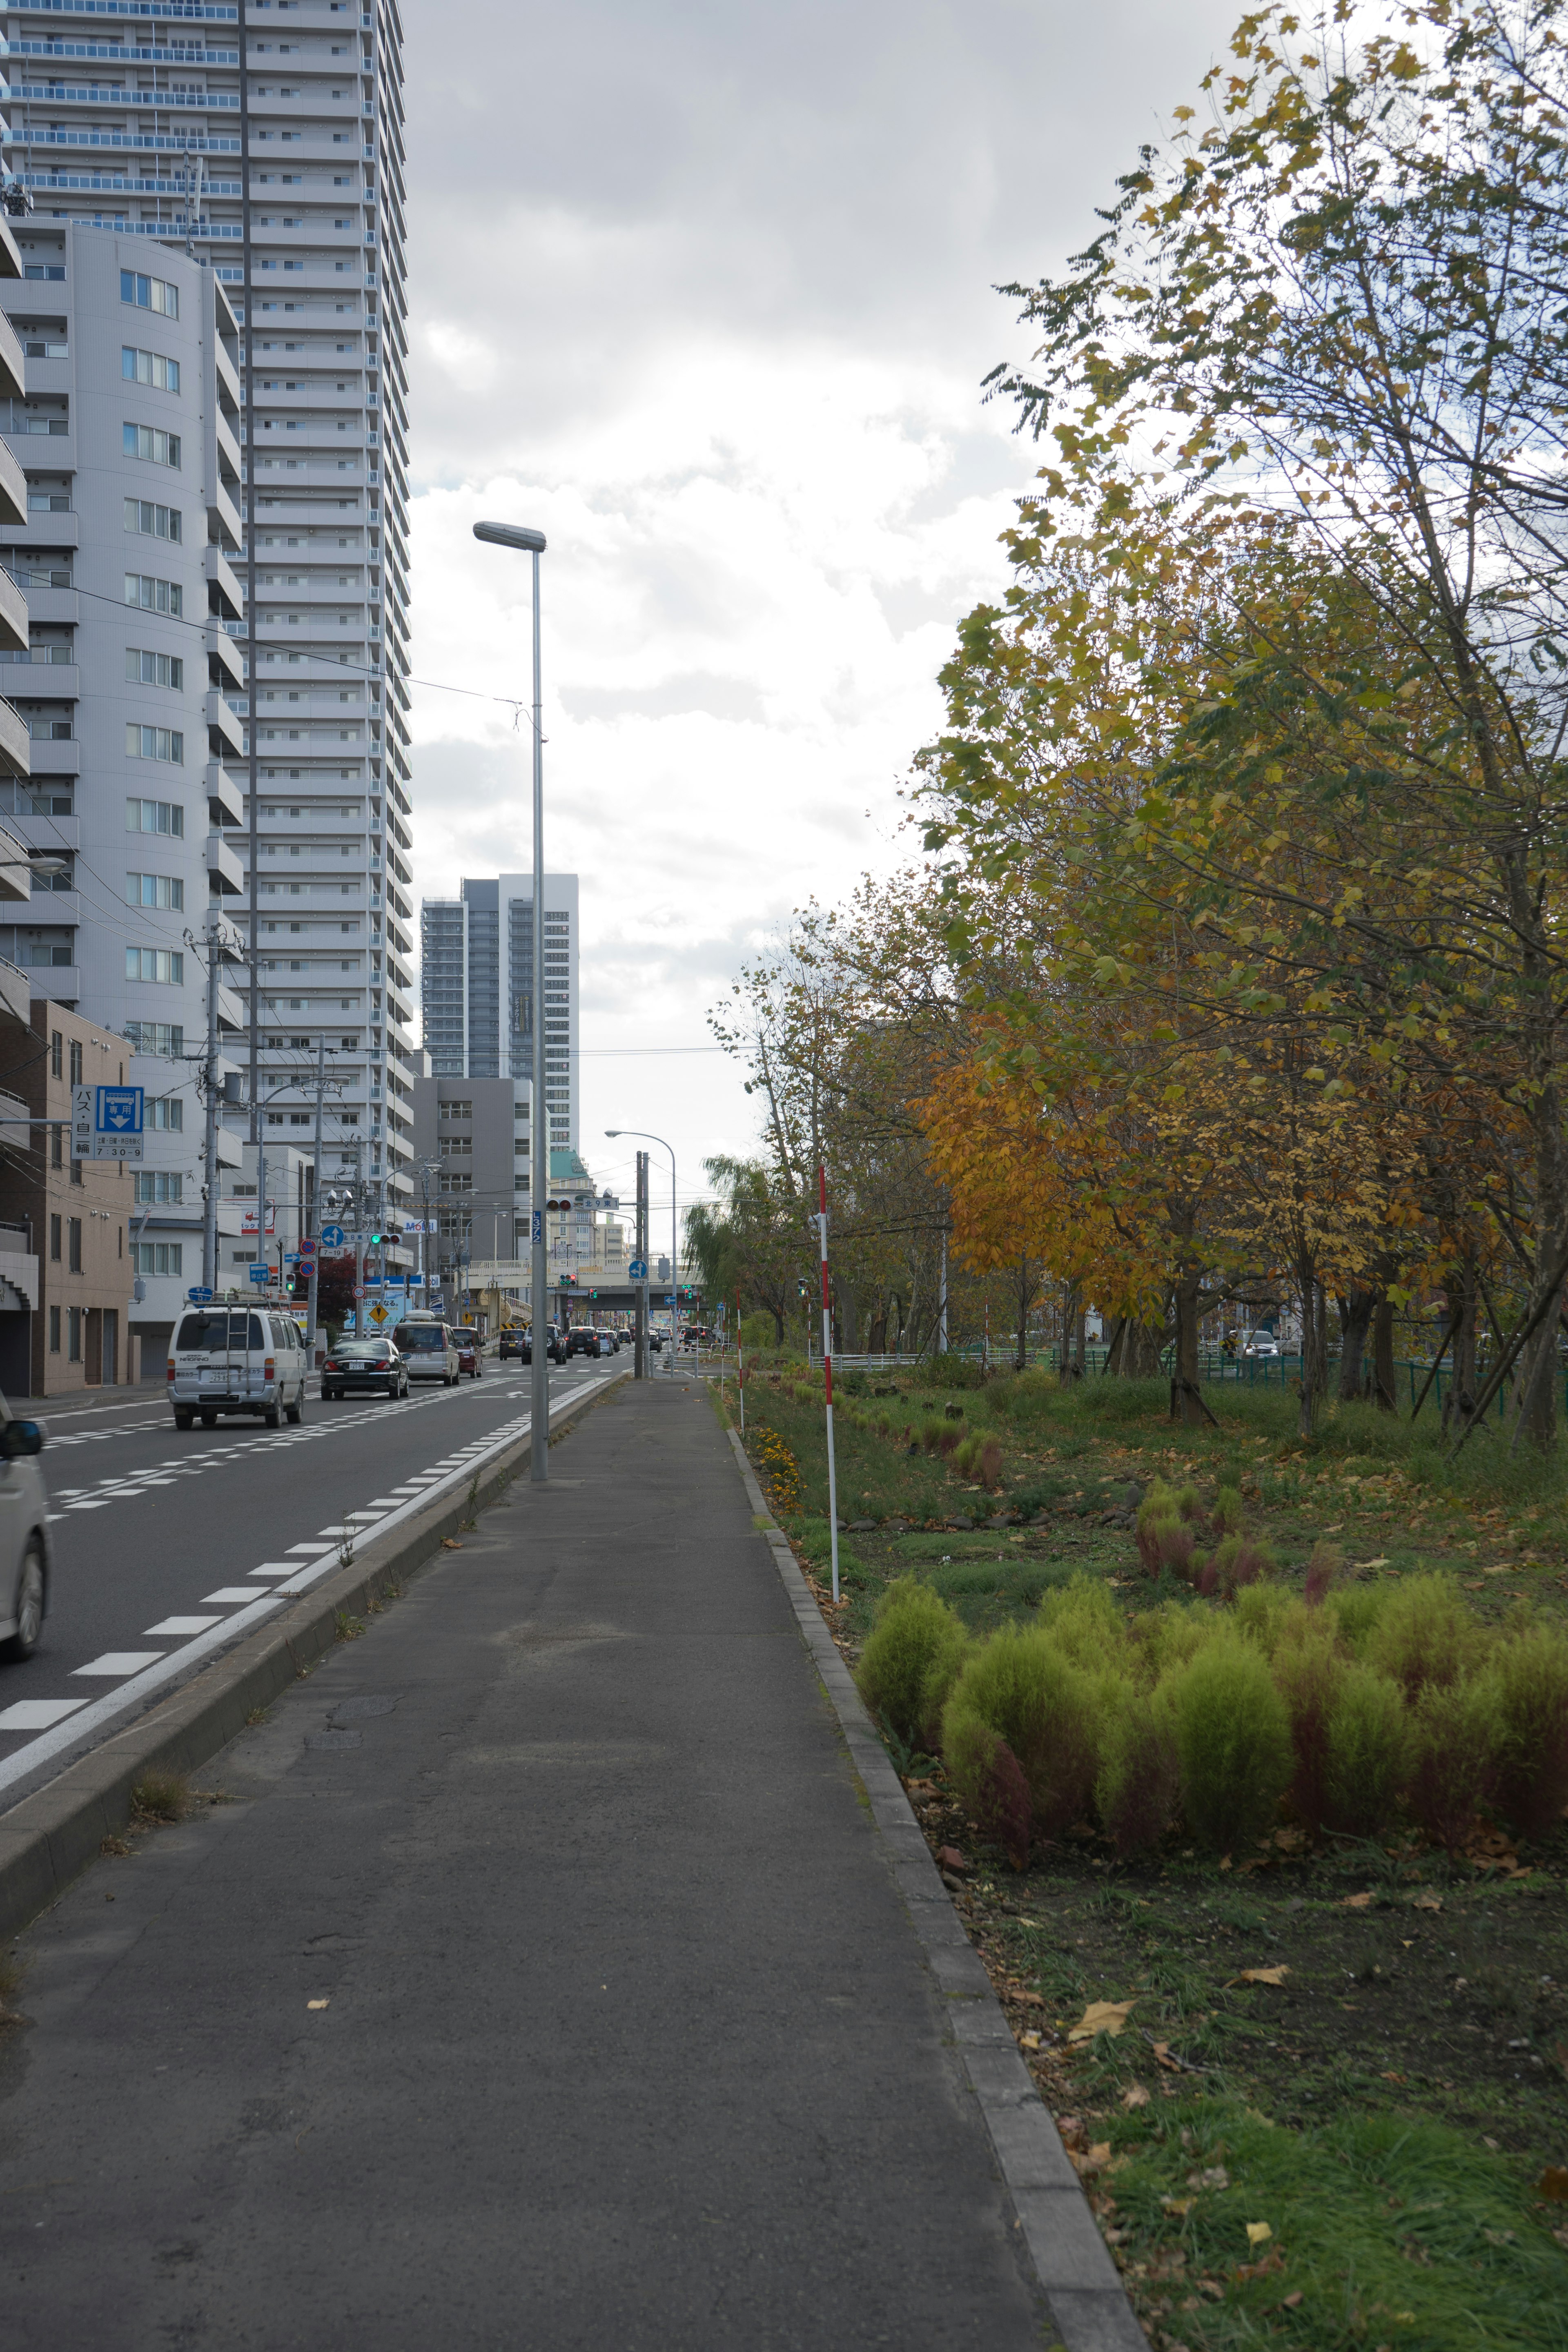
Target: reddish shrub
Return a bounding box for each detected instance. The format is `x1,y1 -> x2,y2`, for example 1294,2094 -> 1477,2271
979,1437 -> 1004,1490
1136,1521 -> 1166,1577
1096,1694 -> 1179,1856
937,1427 -> 960,1458
1273,1628 -> 1345,1836
1491,1630 -> 1568,1841
1408,1678 -> 1498,1850
1196,1559 -> 1220,1599
1303,1542 -> 1343,1608
1159,1523 -> 1196,1580
976,1736 -> 1032,1870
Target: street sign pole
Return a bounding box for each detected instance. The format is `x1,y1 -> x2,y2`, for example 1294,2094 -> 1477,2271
817,1165 -> 840,1606
634,1149 -> 648,1381
306,1032 -> 324,1358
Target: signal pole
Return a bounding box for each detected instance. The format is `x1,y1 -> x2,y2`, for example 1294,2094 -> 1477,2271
634,1148 -> 648,1379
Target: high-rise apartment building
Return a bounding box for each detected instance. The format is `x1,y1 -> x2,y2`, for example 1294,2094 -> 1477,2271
0,0 -> 416,1234
421,873 -> 578,1152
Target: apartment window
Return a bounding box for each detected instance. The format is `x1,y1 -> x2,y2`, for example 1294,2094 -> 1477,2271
68,1040 -> 82,1085
67,1306 -> 82,1363
439,1100 -> 471,1120
125,573 -> 183,616
49,1029 -> 62,1079
122,347 -> 180,393
70,1154 -> 82,1188
123,424 -> 181,469
68,1216 -> 81,1273
126,947 -> 184,985
126,649 -> 183,691
133,1241 -> 182,1276
124,499 -> 182,543
48,1213 -> 60,1263
134,1171 -> 183,1203
126,726 -> 184,766
124,1022 -> 183,1058
126,797 -> 184,837
148,1098 -> 183,1131
47,1305 -> 59,1354
127,872 -> 183,911
49,1123 -> 62,1169
121,270 -> 178,318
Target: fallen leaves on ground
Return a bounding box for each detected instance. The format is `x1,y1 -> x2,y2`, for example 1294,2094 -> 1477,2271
1341,1892 -> 1374,1909
1246,2221 -> 1273,2247
1123,2083 -> 1151,2110
1411,1893 -> 1443,1912
1070,1998 -> 1136,2042
1232,1966 -> 1290,1987
1536,2166 -> 1568,2202
307,1998 -> 330,2011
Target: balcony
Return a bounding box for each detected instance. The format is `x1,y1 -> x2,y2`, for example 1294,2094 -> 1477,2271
0,308 -> 23,405
204,616 -> 244,692
15,584 -> 75,626
205,689 -> 243,761
0,437 -> 24,529
0,695 -> 27,780
207,474 -> 242,555
205,543 -> 243,620
0,817 -> 27,902
0,563 -> 24,655
0,218 -> 20,282
3,511 -> 77,549
205,830 -> 243,896
6,809 -> 77,851
17,961 -> 79,1003
206,761 -> 242,828
27,736 -> 77,776
0,656 -> 77,699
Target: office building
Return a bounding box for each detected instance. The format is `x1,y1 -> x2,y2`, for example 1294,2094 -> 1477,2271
0,224 -> 248,1351
0,0 -> 416,1233
420,872 -> 577,1151
409,1067 -> 530,1295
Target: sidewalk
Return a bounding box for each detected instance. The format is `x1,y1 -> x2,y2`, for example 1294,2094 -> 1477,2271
0,1380 -> 1052,2348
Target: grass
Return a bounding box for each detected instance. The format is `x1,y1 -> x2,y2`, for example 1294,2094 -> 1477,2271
130,1766 -> 188,1823
726,1365 -> 1568,2345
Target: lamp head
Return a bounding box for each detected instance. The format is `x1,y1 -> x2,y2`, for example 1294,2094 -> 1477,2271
605,1129 -> 621,1138
474,520 -> 546,554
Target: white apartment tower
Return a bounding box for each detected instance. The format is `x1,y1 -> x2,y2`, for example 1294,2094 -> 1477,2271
0,0 -> 416,1225
421,874 -> 578,1154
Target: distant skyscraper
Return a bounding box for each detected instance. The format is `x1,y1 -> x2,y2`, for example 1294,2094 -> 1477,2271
420,874 -> 577,1151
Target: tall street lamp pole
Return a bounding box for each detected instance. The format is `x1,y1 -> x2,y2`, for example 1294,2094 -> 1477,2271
474,519 -> 550,1480
606,1128 -> 676,1374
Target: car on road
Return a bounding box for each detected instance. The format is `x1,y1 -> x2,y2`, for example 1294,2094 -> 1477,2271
1241,1334 -> 1283,1359
498,1327 -> 524,1359
394,1316 -> 461,1385
168,1307 -> 309,1429
455,1331 -> 484,1379
566,1327 -> 603,1359
0,1401 -> 49,1663
648,1329 -> 666,1352
321,1338 -> 409,1401
515,1323 -> 566,1366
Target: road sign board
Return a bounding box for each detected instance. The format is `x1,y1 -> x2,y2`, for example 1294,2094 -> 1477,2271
298,1236 -> 317,1257
72,1082 -> 144,1160
247,1264 -> 269,1285
628,1258 -> 648,1279
186,1286 -> 214,1303
531,1209 -> 543,1244
368,1300 -> 390,1325
321,1223 -> 345,1247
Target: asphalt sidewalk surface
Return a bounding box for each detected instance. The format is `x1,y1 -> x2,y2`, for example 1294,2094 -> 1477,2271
0,1377 -> 1049,2348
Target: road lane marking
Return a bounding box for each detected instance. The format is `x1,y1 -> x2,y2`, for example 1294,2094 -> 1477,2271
0,1698 -> 90,1729
145,1616 -> 223,1636
200,1589 -> 268,1606
73,1652 -> 165,1677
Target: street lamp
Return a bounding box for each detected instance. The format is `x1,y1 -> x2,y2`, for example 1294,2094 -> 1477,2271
474,518 -> 550,1482
606,1128 -> 676,1372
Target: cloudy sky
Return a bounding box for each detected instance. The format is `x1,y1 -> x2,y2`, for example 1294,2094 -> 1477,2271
403,0 -> 1241,1225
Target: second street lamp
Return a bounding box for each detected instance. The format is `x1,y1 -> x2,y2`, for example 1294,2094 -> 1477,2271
474,518 -> 550,1480
606,1128 -> 676,1372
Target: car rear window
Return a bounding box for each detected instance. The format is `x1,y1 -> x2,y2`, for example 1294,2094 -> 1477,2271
176,1313 -> 265,1351
337,1343 -> 390,1359
399,1324 -> 445,1350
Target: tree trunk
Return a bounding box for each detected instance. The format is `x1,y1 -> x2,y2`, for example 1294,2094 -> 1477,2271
1297,1279 -> 1330,1439
1372,1297 -> 1396,1412
1440,1260 -> 1479,1434
1170,1272 -> 1207,1423
1337,1286 -> 1374,1402
771,1303 -> 784,1346
1058,1280 -> 1078,1383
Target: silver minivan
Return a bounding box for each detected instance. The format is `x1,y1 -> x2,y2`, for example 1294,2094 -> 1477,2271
0,1402 -> 50,1661
393,1316 -> 460,1385
168,1306 -> 309,1429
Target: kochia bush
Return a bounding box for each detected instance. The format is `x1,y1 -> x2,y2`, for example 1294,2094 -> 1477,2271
1322,1665 -> 1412,1839
854,1580 -> 967,1750
943,1628 -> 1098,1838
1172,1636 -> 1294,1852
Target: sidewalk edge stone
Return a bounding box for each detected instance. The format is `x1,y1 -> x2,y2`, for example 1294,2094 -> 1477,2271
0,1368 -> 630,1947
724,1421 -> 1146,2352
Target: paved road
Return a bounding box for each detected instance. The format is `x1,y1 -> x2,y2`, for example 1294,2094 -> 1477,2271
0,1377 -> 1042,2349
0,1357 -> 617,1809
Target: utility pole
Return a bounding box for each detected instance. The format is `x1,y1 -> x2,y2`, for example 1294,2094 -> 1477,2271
635,1148 -> 648,1379
240,10 -> 259,1162
305,1031 -> 324,1356
201,910 -> 220,1293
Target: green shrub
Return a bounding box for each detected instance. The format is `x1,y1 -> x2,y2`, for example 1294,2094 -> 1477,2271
1366,1572 -> 1483,1701
1272,1623 -> 1348,1835
1139,1599 -> 1224,1686
1328,1579 -> 1390,1655
1038,1574 -> 1129,1675
1303,1539 -> 1344,1608
1095,1687 -> 1180,1855
943,1717 -> 1032,1869
1230,1581 -> 1292,1653
1172,1635 -> 1294,1852
1322,1665 -> 1412,1838
1174,1483 -> 1201,1522
1135,1482 -> 1180,1575
1408,1675 -> 1499,1850
942,1628 -> 1100,1837
1212,1484 -> 1245,1535
854,1580 -> 968,1749
1490,1624 -> 1568,1840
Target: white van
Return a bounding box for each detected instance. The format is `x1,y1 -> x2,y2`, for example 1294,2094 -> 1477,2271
0,1401 -> 51,1662
168,1306 -> 309,1429
393,1315 -> 460,1385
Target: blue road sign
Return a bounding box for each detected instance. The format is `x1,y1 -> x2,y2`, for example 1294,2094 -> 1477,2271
628,1258 -> 648,1279
247,1264 -> 269,1285
321,1223 -> 345,1247
284,1253 -> 303,1265
186,1285 -> 214,1303
96,1085 -> 143,1134
531,1209 -> 543,1245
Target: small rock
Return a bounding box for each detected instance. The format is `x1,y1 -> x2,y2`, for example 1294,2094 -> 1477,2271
1123,1481 -> 1143,1509
987,1512 -> 1018,1528
940,1872 -> 967,1894
835,1519 -> 849,1532
848,1518 -> 876,1532
1029,1512 -> 1052,1527
883,1517 -> 910,1533
949,1515 -> 974,1531
937,1845 -> 969,1873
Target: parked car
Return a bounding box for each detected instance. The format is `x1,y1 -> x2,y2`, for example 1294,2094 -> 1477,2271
394,1316 -> 461,1385
1241,1335 -> 1282,1359
168,1307 -> 309,1429
455,1330 -> 484,1378
321,1338 -> 409,1402
0,1403 -> 49,1663
567,1327 -> 604,1359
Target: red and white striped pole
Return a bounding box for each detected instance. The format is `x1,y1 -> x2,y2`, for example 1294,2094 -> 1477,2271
736,1292 -> 746,1436
817,1165 -> 841,1604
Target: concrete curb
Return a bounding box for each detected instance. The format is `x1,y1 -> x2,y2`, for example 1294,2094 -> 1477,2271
0,1368 -> 630,1947
724,1423 -> 1147,2352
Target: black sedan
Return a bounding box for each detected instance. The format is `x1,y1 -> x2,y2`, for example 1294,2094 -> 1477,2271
321,1339 -> 409,1400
